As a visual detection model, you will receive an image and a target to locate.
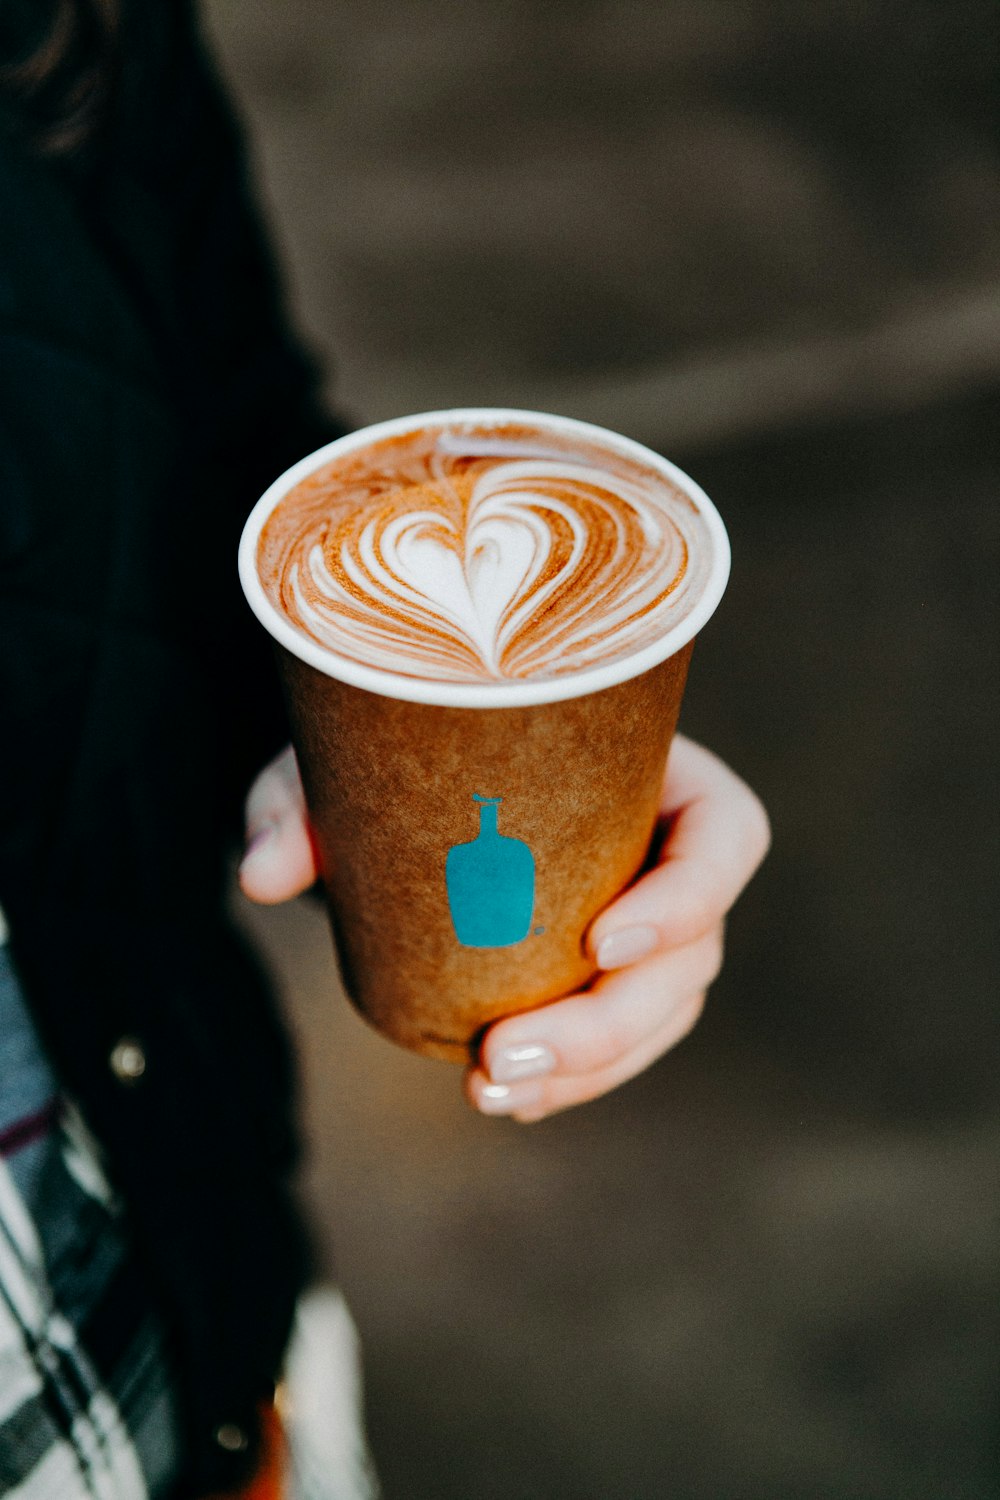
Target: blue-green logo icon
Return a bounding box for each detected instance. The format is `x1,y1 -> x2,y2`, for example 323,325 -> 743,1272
446,795 -> 535,948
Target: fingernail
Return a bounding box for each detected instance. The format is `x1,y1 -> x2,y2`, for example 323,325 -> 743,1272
241,823 -> 276,864
596,923 -> 659,970
476,1080 -> 545,1116
489,1042 -> 556,1084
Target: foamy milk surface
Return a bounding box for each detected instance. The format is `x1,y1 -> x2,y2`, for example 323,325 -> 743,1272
257,420 -> 713,684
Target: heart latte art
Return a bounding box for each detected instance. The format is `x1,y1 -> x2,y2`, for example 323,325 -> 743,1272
257,422 -> 713,684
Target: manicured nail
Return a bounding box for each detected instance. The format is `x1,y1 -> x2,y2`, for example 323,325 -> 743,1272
596,923 -> 659,970
476,1080 -> 545,1116
489,1042 -> 556,1084
241,824 -> 276,864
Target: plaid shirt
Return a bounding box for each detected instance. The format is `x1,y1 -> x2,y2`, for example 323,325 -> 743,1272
0,937 -> 181,1498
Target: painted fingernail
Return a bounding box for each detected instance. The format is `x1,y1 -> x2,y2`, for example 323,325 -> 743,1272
476,1080 -> 545,1116
596,923 -> 659,970
241,824 -> 276,865
489,1042 -> 556,1084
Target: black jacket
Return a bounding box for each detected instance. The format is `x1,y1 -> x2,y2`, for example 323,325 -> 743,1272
0,3 -> 346,1491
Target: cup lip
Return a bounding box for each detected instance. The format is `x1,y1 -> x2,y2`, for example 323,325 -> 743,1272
238,407 -> 731,708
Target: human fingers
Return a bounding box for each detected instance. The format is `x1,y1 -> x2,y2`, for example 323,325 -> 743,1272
588,735 -> 770,966
510,991 -> 707,1122
468,989 -> 707,1123
238,744 -> 318,904
466,926 -> 723,1119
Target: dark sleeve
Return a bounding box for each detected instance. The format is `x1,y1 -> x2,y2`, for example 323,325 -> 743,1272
104,2 -> 348,464
98,0 -> 353,815
1,0 -> 353,836
143,1 -> 350,492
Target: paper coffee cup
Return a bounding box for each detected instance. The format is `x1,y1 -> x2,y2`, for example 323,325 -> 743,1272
239,410 -> 730,1061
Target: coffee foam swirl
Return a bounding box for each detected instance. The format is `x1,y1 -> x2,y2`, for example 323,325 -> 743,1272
257,424 -> 712,684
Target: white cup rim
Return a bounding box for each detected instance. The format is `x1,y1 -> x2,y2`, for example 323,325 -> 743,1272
238,408 -> 731,708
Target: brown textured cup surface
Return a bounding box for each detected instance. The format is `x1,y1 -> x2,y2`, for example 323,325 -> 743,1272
280,644 -> 693,1061
239,410 -> 729,1060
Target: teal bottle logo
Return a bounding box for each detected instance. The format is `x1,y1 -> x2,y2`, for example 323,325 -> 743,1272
446,795 -> 535,948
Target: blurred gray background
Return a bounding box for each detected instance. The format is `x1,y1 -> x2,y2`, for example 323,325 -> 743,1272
205,3 -> 999,1496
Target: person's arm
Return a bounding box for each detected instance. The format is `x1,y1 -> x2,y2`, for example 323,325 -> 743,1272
108,0 -> 352,818
238,735 -> 769,1118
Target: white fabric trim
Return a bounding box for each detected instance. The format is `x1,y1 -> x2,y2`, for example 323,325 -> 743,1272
282,1286 -> 381,1500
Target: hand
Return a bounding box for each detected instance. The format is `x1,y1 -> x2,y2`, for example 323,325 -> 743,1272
464,735 -> 770,1122
239,738 -> 770,1124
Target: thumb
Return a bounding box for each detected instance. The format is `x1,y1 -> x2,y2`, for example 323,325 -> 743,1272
239,745 -> 318,904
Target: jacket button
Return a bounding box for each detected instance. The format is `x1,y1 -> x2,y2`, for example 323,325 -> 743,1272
109,1038 -> 146,1084
215,1422 -> 249,1453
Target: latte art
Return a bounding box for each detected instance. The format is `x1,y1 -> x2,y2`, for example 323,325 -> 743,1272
257,423 -> 712,683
